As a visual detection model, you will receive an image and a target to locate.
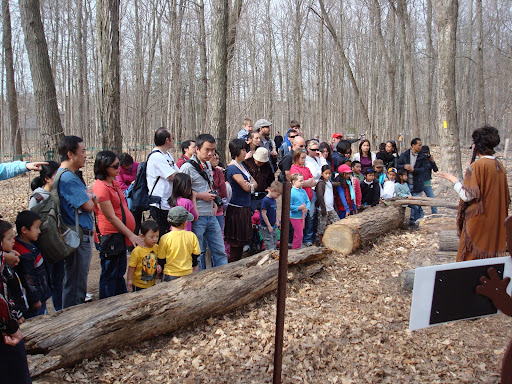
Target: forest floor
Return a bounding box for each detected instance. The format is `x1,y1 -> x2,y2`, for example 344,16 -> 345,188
0,148 -> 510,383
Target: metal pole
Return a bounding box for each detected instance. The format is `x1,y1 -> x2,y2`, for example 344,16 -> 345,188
273,181 -> 291,384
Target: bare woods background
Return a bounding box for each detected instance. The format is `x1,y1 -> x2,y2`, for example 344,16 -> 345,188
0,0 -> 510,164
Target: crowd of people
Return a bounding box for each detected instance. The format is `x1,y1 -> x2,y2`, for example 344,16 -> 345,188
0,121 -> 509,382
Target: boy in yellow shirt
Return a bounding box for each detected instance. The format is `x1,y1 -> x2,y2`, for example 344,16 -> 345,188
158,206 -> 200,282
127,220 -> 161,291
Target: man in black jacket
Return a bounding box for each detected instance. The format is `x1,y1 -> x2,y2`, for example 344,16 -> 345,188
397,138 -> 429,226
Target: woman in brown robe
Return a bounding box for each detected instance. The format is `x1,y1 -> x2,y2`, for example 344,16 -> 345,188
438,125 -> 510,261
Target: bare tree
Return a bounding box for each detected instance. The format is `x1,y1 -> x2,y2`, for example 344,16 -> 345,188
19,0 -> 63,159
97,0 -> 121,151
3,0 -> 22,159
475,0 -> 486,125
433,0 -> 462,179
209,0 -> 229,162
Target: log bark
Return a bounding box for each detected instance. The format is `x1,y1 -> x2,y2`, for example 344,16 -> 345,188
439,230 -> 459,251
323,205 -> 405,255
23,247 -> 328,377
390,196 -> 459,210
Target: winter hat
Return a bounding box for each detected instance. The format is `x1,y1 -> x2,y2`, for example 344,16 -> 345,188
253,147 -> 269,163
373,159 -> 384,168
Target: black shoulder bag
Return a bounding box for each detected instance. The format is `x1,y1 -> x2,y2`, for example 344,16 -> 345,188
96,187 -> 128,257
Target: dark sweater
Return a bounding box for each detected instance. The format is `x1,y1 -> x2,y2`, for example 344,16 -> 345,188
361,180 -> 380,207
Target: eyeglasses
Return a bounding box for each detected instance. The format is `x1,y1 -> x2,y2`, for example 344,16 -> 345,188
108,163 -> 120,169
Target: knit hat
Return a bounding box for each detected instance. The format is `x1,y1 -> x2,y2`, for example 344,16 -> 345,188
338,164 -> 352,174
168,206 -> 194,225
254,119 -> 272,131
373,159 -> 384,168
253,147 -> 269,163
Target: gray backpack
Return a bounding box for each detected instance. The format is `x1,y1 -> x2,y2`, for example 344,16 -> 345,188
30,169 -> 82,263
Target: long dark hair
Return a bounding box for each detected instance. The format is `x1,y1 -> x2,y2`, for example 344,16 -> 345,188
386,140 -> 398,154
319,142 -> 333,166
30,161 -> 60,191
168,173 -> 193,207
359,139 -> 371,159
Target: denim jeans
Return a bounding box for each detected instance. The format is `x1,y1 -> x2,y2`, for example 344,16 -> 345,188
46,259 -> 64,311
192,215 -> 228,270
63,233 -> 92,309
408,184 -> 424,224
303,191 -> 317,244
99,251 -> 128,299
423,185 -> 438,214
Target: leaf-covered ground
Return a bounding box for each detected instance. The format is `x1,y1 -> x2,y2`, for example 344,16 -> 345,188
0,153 -> 510,383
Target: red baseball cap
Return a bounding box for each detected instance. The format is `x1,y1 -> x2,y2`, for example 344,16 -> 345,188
338,164 -> 352,173
332,133 -> 343,139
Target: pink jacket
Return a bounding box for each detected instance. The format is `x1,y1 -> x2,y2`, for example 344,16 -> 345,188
351,176 -> 362,207
117,162 -> 139,191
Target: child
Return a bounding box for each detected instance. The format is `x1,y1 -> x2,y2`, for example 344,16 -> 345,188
260,181 -> 283,251
381,168 -> 397,199
167,173 -> 198,232
290,173 -> 310,249
158,206 -> 201,281
373,159 -> 387,186
351,160 -> 364,183
395,169 -> 412,198
316,165 -> 340,243
127,220 -> 161,292
335,164 -> 357,219
0,220 -> 32,384
14,210 -> 51,319
361,168 -> 381,207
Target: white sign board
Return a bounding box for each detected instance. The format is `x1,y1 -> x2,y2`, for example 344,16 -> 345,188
409,256 -> 512,331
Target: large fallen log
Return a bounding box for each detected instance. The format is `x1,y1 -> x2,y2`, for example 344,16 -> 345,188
22,247 -> 328,377
390,196 -> 459,210
322,205 -> 405,255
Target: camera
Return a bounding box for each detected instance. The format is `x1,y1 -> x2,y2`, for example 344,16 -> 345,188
211,190 -> 223,208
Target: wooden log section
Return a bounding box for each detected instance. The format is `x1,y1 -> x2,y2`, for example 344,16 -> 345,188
439,230 -> 459,251
23,247 -> 329,377
390,196 -> 459,210
322,205 -> 405,255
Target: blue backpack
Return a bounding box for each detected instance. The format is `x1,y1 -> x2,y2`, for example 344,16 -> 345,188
129,150 -> 161,210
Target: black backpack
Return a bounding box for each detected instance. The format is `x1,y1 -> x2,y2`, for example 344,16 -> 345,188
129,150 -> 161,210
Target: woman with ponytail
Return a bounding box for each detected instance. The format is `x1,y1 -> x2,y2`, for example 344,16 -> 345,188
438,125 -> 510,261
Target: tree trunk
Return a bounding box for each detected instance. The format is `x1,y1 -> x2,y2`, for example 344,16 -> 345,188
96,0 -> 121,151
475,0 -> 486,126
209,0 -> 229,163
3,0 -> 22,160
432,0 -> 462,181
76,0 -> 85,139
19,0 -> 63,160
196,0 -> 208,130
323,205 -> 405,255
390,196 -> 458,209
23,247 -> 327,377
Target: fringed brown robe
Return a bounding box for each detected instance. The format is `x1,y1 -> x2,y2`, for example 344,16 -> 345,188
457,157 -> 510,261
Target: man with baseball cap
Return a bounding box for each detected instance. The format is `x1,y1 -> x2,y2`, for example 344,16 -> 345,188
254,118 -> 277,172
331,133 -> 343,151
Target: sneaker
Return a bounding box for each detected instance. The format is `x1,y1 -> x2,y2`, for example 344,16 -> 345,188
84,293 -> 94,303
304,242 -> 313,247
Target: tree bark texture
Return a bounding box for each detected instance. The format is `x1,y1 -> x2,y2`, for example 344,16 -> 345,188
323,205 -> 405,255
439,230 -> 459,251
2,0 -> 22,159
23,247 -> 328,377
19,0 -> 63,160
433,0 -> 463,180
475,0 -> 486,126
96,0 -> 122,151
390,196 -> 459,209
209,0 -> 229,163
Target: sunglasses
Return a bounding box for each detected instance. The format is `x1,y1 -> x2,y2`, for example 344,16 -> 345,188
289,135 -> 297,139
310,148 -> 320,152
108,163 -> 120,169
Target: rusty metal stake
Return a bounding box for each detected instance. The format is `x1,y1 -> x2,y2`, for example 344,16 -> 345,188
273,181 -> 291,384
